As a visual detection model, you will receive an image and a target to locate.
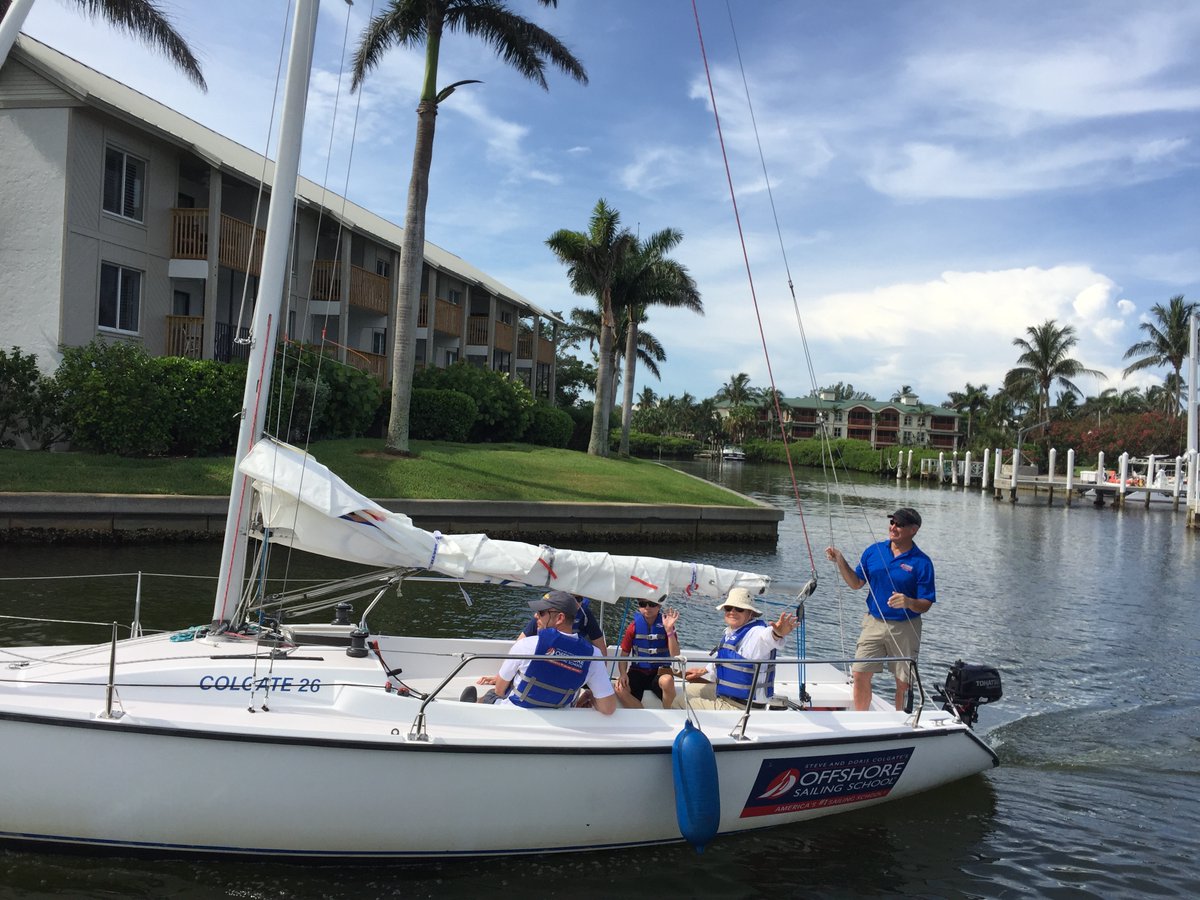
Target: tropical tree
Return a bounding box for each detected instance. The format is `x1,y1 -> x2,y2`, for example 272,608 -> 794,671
715,372 -> 759,407
1146,373 -> 1187,417
1122,294 -> 1197,418
352,0 -> 586,455
613,228 -> 701,456
945,382 -> 989,445
0,0 -> 205,88
890,385 -> 913,401
1005,319 -> 1105,419
811,382 -> 875,401
547,200 -> 635,455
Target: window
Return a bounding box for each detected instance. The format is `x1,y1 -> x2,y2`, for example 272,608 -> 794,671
372,328 -> 387,355
99,263 -> 141,333
904,415 -> 912,426
499,310 -> 513,325
445,349 -> 458,365
375,259 -> 391,278
448,288 -> 463,305
103,147 -> 146,221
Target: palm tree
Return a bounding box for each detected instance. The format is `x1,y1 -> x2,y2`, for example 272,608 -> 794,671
1005,319 -> 1105,419
547,200 -> 635,456
352,0 -> 586,455
0,0 -> 205,88
890,385 -> 913,402
945,382 -> 989,445
613,228 -> 701,456
715,372 -> 759,407
1122,294 -> 1197,418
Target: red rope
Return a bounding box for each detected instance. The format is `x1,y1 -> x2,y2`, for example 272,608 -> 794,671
690,1 -> 816,574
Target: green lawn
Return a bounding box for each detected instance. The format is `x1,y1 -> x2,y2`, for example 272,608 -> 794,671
0,439 -> 756,507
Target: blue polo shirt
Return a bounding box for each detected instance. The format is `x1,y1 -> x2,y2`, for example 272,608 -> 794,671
855,539 -> 936,621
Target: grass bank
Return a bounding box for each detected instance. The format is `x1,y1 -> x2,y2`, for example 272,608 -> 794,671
0,439 -> 757,507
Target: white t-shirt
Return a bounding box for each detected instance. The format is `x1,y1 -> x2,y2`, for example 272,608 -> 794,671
496,633 -> 615,708
702,622 -> 786,704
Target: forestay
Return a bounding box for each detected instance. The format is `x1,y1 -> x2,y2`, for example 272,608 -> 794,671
241,438 -> 771,604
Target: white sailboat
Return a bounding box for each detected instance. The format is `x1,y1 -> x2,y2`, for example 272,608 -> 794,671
0,1 -> 1001,857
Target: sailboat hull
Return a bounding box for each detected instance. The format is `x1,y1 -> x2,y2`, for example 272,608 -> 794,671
0,635 -> 996,857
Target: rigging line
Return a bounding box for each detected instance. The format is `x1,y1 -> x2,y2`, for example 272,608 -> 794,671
690,0 -> 817,577
233,0 -> 294,347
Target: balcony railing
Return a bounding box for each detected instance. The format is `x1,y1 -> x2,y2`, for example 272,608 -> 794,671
346,348 -> 387,381
215,322 -> 251,364
494,319 -> 514,351
466,315 -> 489,344
537,336 -> 555,365
311,261 -> 391,315
517,331 -> 533,359
170,209 -> 265,276
165,315 -> 203,358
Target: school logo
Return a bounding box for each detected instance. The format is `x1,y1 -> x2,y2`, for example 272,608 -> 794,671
741,748 -> 915,818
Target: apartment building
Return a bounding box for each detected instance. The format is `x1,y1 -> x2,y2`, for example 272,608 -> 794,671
0,37 -> 560,398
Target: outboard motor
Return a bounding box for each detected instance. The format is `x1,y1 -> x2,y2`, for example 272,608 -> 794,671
935,659 -> 1002,728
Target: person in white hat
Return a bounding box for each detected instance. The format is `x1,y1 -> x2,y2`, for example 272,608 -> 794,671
674,587 -> 797,711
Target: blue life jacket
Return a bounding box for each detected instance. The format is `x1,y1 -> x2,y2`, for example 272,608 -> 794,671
508,629 -> 595,709
631,612 -> 671,671
714,620 -> 775,702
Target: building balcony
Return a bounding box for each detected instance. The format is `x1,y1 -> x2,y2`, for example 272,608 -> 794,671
170,208 -> 264,276
346,348 -> 387,381
493,319 -> 514,350
165,315 -> 203,358
311,261 -> 391,315
416,295 -> 463,335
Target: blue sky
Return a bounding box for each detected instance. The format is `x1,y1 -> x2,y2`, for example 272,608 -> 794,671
20,0 -> 1200,407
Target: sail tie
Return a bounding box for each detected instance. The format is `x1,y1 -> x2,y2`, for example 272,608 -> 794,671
685,563 -> 699,596
538,545 -> 558,583
428,530 -> 443,569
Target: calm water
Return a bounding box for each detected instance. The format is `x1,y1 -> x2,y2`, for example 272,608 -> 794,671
1,461 -> 1198,898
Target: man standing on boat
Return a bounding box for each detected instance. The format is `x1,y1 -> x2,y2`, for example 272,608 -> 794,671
674,588 -> 797,711
477,591 -> 616,714
825,507 -> 936,712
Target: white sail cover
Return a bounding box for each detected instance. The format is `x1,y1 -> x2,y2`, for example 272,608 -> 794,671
240,439 -> 771,604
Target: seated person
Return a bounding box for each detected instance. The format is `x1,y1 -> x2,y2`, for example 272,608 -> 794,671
614,599 -> 680,709
674,588 -> 797,711
478,591 -> 616,714
518,591 -> 607,655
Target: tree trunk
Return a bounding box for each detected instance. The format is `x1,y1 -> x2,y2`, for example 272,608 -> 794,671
588,298 -> 615,456
385,102 -> 437,454
618,316 -> 637,456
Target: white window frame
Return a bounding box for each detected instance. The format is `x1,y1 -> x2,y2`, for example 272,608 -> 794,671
98,262 -> 142,334
103,146 -> 146,222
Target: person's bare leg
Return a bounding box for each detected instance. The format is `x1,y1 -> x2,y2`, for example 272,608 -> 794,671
852,670 -> 874,711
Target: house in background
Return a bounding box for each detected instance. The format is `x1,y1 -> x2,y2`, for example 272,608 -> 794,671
783,392 -> 960,451
0,36 -> 560,399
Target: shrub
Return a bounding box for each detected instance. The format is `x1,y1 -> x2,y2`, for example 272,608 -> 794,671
0,347 -> 56,448
616,430 -> 701,458
55,340 -> 172,455
268,344 -> 379,441
414,362 -> 534,442
522,403 -> 574,448
410,388 -> 477,442
158,358 -> 244,456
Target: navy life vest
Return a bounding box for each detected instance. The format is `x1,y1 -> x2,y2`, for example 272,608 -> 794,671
509,629 -> 595,709
631,612 -> 671,671
714,619 -> 775,702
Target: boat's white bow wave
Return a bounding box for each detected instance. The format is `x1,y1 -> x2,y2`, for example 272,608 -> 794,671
241,438 -> 772,604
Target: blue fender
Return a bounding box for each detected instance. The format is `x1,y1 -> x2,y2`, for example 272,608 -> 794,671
672,719 -> 721,852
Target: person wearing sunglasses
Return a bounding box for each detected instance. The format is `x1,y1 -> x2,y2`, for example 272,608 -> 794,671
517,592 -> 607,657
825,506 -> 936,712
675,588 -> 797,711
474,591 -> 616,714
614,598 -> 680,709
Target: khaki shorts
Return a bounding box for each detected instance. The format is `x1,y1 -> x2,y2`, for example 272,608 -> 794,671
852,614 -> 922,683
673,681 -> 747,711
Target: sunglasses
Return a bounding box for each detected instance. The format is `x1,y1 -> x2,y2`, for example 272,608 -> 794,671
637,600 -> 661,608
720,606 -> 748,614
888,517 -> 914,527
534,609 -> 560,619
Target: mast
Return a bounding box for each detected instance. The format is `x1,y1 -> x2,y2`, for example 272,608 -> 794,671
211,0 -> 320,628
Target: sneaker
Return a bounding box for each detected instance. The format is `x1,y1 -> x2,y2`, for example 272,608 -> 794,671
459,685 -> 478,703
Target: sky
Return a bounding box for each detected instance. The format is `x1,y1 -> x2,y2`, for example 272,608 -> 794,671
17,0 -> 1200,407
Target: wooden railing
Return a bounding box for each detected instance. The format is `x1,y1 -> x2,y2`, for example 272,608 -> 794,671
346,349 -> 387,381
433,298 -> 461,334
311,260 -> 339,301
466,315 -> 489,344
350,266 -> 389,315
165,315 -> 204,358
536,336 -> 555,365
170,209 -> 265,275
517,331 -> 533,359
417,294 -> 429,328
493,320 -> 514,351
311,261 -> 390,314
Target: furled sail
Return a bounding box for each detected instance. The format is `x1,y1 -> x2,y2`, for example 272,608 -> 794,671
240,439 -> 771,604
